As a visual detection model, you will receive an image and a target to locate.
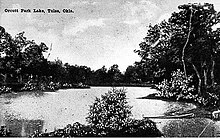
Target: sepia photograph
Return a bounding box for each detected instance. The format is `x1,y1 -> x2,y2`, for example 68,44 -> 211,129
1,0 -> 220,137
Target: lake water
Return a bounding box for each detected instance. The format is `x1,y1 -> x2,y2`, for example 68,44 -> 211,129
0,87 -> 218,136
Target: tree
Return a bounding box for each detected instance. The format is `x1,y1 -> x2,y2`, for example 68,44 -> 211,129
124,63 -> 148,83
124,65 -> 139,83
0,26 -> 13,83
169,3 -> 220,95
65,64 -> 92,84
0,26 -> 49,84
92,66 -> 108,85
47,59 -> 67,83
107,64 -> 122,84
136,3 -> 220,96
135,21 -> 180,83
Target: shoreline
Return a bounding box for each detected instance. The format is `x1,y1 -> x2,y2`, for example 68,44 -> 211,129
90,83 -> 153,87
138,93 -> 213,119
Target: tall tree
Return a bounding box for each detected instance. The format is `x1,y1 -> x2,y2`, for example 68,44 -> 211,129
169,3 -> 220,95
136,3 -> 220,96
92,66 -> 108,85
0,26 -> 48,84
107,64 -> 122,84
135,21 -> 178,83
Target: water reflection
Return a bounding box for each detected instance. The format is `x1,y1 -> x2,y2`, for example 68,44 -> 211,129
2,118 -> 44,136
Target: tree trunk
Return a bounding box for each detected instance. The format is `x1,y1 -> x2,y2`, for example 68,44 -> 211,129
0,73 -> 6,83
182,7 -> 193,78
1,73 -> 7,84
203,66 -> 208,93
203,61 -> 207,87
211,56 -> 215,86
192,63 -> 202,95
19,74 -> 23,83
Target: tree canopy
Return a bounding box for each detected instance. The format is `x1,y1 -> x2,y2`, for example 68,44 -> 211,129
135,3 -> 220,96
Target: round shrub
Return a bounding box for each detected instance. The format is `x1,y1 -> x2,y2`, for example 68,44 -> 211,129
86,88 -> 132,136
156,69 -> 195,101
86,88 -> 162,137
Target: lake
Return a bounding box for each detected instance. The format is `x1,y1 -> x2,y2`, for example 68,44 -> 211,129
0,87 -> 219,136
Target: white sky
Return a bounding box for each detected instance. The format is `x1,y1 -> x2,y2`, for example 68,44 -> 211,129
1,0 -> 220,71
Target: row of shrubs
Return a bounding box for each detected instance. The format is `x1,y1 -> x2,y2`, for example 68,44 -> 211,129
0,83 -> 88,95
0,81 -> 61,94
156,69 -> 220,107
0,82 -> 89,94
30,88 -> 162,137
31,119 -> 161,137
21,81 -> 60,91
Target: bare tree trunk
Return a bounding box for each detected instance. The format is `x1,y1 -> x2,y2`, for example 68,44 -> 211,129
182,7 -> 193,78
203,66 -> 208,93
19,74 -> 23,83
192,63 -> 202,95
211,56 -> 215,86
203,62 -> 207,87
1,73 -> 7,84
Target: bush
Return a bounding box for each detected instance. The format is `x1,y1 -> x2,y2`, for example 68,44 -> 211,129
155,70 -> 220,107
86,88 -> 162,136
21,81 -> 60,91
21,81 -> 37,91
156,69 -> 195,101
86,88 -> 132,136
31,122 -> 95,137
126,119 -> 162,137
198,84 -> 220,107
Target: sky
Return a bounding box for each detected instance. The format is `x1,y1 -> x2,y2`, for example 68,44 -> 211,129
1,0 -> 220,72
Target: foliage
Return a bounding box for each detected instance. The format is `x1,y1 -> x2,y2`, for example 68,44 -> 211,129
86,88 -> 162,136
31,119 -> 162,137
0,27 -> 48,84
126,119 -> 162,137
156,69 -> 195,101
135,3 -> 220,107
1,26 -> 152,89
169,3 -> 220,95
106,64 -> 123,84
156,69 -> 220,107
124,64 -> 142,83
86,88 -> 132,136
0,86 -> 12,94
21,81 -> 60,91
0,126 -> 11,137
31,122 -> 95,137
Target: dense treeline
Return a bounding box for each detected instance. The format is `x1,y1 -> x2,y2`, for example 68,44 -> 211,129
0,26 -> 149,92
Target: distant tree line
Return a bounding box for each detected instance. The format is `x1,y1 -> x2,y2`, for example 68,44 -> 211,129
0,26 -> 151,91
